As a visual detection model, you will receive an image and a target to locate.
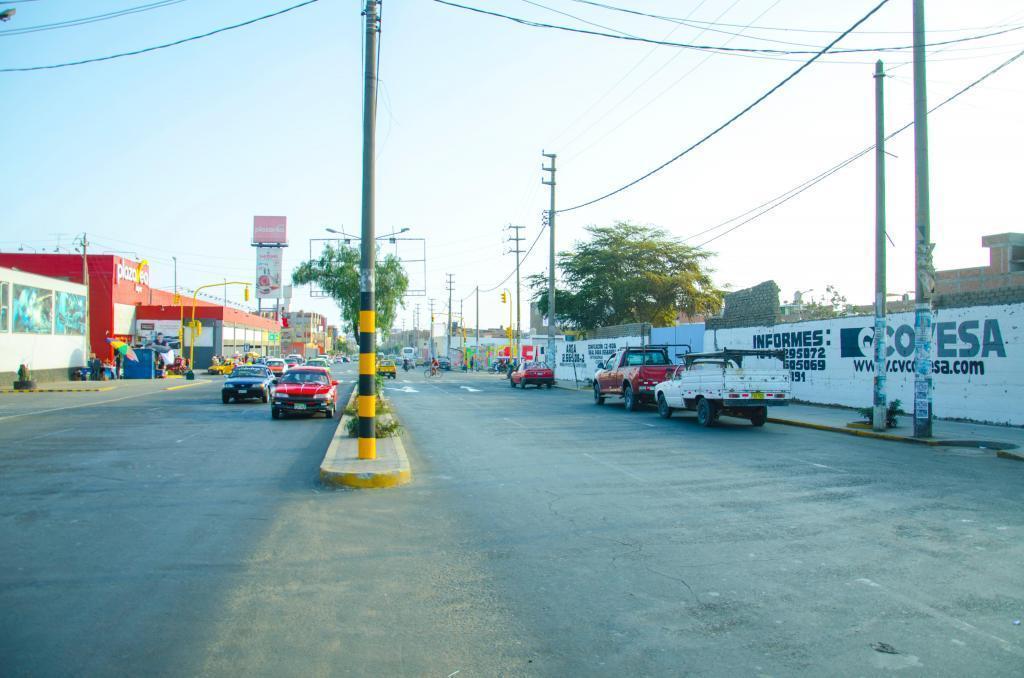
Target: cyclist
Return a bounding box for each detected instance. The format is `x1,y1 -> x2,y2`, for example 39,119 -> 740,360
430,357 -> 440,376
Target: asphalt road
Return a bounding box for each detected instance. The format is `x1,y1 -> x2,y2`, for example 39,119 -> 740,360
2,366 -> 1023,676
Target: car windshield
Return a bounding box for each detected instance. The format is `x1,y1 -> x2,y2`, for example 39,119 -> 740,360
625,351 -> 669,366
280,372 -> 329,385
230,367 -> 266,378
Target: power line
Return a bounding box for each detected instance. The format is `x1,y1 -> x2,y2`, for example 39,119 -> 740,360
570,1 -> 1024,36
480,223 -> 547,293
690,47 -> 1024,249
0,0 -> 188,37
0,0 -> 322,72
557,0 -> 893,213
432,0 -> 1023,57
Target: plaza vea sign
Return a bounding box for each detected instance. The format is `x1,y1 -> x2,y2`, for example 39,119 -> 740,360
115,258 -> 150,291
253,216 -> 287,244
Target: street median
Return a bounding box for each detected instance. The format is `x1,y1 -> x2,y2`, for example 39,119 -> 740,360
319,389 -> 412,489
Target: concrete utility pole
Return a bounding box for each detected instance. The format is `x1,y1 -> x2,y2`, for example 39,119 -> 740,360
428,298 -> 436,358
912,0 -> 934,439
507,225 -> 525,359
873,60 -> 888,433
81,233 -> 90,359
542,152 -> 557,369
445,273 -> 454,359
475,285 -> 480,361
357,0 -> 380,460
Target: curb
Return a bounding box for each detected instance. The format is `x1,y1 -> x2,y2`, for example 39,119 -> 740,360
164,381 -> 211,391
0,387 -> 114,393
319,390 -> 412,489
768,416 -> 1018,459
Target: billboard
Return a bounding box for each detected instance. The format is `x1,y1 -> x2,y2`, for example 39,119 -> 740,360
253,215 -> 287,245
55,291 -> 86,335
12,284 -> 53,334
256,247 -> 283,299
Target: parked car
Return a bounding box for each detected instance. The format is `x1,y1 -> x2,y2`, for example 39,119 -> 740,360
654,349 -> 791,427
270,367 -> 340,419
207,361 -> 236,376
222,365 -> 275,404
510,362 -> 554,389
438,357 -> 452,371
265,358 -> 286,376
593,346 -> 676,411
377,359 -> 397,379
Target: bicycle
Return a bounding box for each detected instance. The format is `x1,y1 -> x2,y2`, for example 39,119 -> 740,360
424,367 -> 442,378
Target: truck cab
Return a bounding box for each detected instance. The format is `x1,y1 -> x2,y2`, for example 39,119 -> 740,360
593,346 -> 675,411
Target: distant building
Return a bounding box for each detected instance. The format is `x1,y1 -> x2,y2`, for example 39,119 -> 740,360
935,232 -> 1024,294
281,310 -> 326,357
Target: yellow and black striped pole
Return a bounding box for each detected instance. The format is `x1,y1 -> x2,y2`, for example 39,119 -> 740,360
358,0 -> 379,460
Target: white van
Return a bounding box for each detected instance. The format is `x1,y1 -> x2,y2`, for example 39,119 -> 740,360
401,347 -> 416,363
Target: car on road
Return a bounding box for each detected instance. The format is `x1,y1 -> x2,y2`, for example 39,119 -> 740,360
305,357 -> 330,369
438,357 -> 451,371
270,367 -> 340,419
593,346 -> 677,411
654,349 -> 791,427
377,359 -> 397,379
285,356 -> 303,370
510,362 -> 554,389
265,358 -> 286,376
222,365 -> 275,404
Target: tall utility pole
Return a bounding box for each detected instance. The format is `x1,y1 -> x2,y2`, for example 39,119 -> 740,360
872,60 -> 888,433
81,233 -> 90,359
475,285 -> 480,363
506,225 -> 525,358
445,273 -> 454,359
912,0 -> 934,439
428,298 -> 436,358
357,0 -> 380,460
413,303 -> 419,355
542,152 -> 557,369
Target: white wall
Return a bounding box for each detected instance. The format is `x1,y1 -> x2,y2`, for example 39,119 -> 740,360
705,303 -> 1023,425
552,336 -> 645,384
0,267 -> 87,374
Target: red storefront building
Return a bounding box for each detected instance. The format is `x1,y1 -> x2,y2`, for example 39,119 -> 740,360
0,253 -> 279,368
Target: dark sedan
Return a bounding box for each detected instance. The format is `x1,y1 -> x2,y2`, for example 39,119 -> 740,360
222,365 -> 275,403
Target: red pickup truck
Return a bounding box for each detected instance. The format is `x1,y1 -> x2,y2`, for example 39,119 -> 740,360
593,346 -> 675,411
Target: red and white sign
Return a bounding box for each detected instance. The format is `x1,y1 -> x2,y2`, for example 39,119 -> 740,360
253,215 -> 287,244
521,345 -> 536,361
256,248 -> 283,299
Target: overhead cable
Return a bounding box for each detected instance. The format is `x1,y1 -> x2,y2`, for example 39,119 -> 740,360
432,0 -> 1022,57
0,0 -> 321,72
0,1 -> 188,37
691,47 -> 1024,249
557,0 -> 892,213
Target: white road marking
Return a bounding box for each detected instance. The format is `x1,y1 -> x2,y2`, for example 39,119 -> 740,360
175,431 -> 203,444
0,392 -> 164,422
582,452 -> 645,482
387,386 -> 419,393
503,417 -> 526,428
459,386 -> 482,392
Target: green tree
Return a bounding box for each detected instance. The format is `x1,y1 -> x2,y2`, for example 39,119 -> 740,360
292,244 -> 409,339
529,222 -> 723,330
799,284 -> 849,320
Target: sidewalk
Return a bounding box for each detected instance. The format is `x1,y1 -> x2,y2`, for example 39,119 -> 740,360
769,402 -> 1023,452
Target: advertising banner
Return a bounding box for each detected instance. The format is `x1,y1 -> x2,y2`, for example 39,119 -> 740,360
705,303 -> 1023,425
12,284 -> 53,334
55,291 -> 86,335
253,215 -> 287,245
256,247 -> 283,299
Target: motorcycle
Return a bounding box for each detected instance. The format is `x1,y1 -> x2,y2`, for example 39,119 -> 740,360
402,359 -> 413,372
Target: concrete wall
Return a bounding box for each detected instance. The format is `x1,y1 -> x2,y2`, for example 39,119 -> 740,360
705,302 -> 1024,425
706,280 -> 781,330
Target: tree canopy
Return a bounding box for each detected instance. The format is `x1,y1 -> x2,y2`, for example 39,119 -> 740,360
529,222 -> 723,330
292,244 -> 409,339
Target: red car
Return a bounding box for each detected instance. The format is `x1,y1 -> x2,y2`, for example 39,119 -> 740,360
265,358 -> 286,376
271,367 -> 340,419
510,362 -> 555,389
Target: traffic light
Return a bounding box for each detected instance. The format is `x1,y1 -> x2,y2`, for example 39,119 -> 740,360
244,286 -> 251,302
500,291 -> 507,303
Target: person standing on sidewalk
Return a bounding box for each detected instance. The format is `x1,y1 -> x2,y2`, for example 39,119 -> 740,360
114,351 -> 123,380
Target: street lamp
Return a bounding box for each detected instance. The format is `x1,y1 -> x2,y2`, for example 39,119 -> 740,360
325,226 -> 409,243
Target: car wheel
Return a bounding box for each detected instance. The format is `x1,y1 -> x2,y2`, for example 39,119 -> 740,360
697,398 -> 717,427
657,393 -> 672,418
271,407 -> 281,420
546,382 -> 552,389
594,382 -> 605,405
222,393 -> 230,404
261,389 -> 269,403
623,384 -> 637,412
510,378 -> 517,388
750,407 -> 767,427
326,405 -> 335,419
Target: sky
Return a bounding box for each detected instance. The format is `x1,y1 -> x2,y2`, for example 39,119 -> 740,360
2,0 -> 1023,337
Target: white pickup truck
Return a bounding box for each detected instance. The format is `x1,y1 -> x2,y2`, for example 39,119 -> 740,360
653,349 -> 791,427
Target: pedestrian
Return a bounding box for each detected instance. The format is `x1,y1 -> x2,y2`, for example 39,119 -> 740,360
114,350 -> 123,380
